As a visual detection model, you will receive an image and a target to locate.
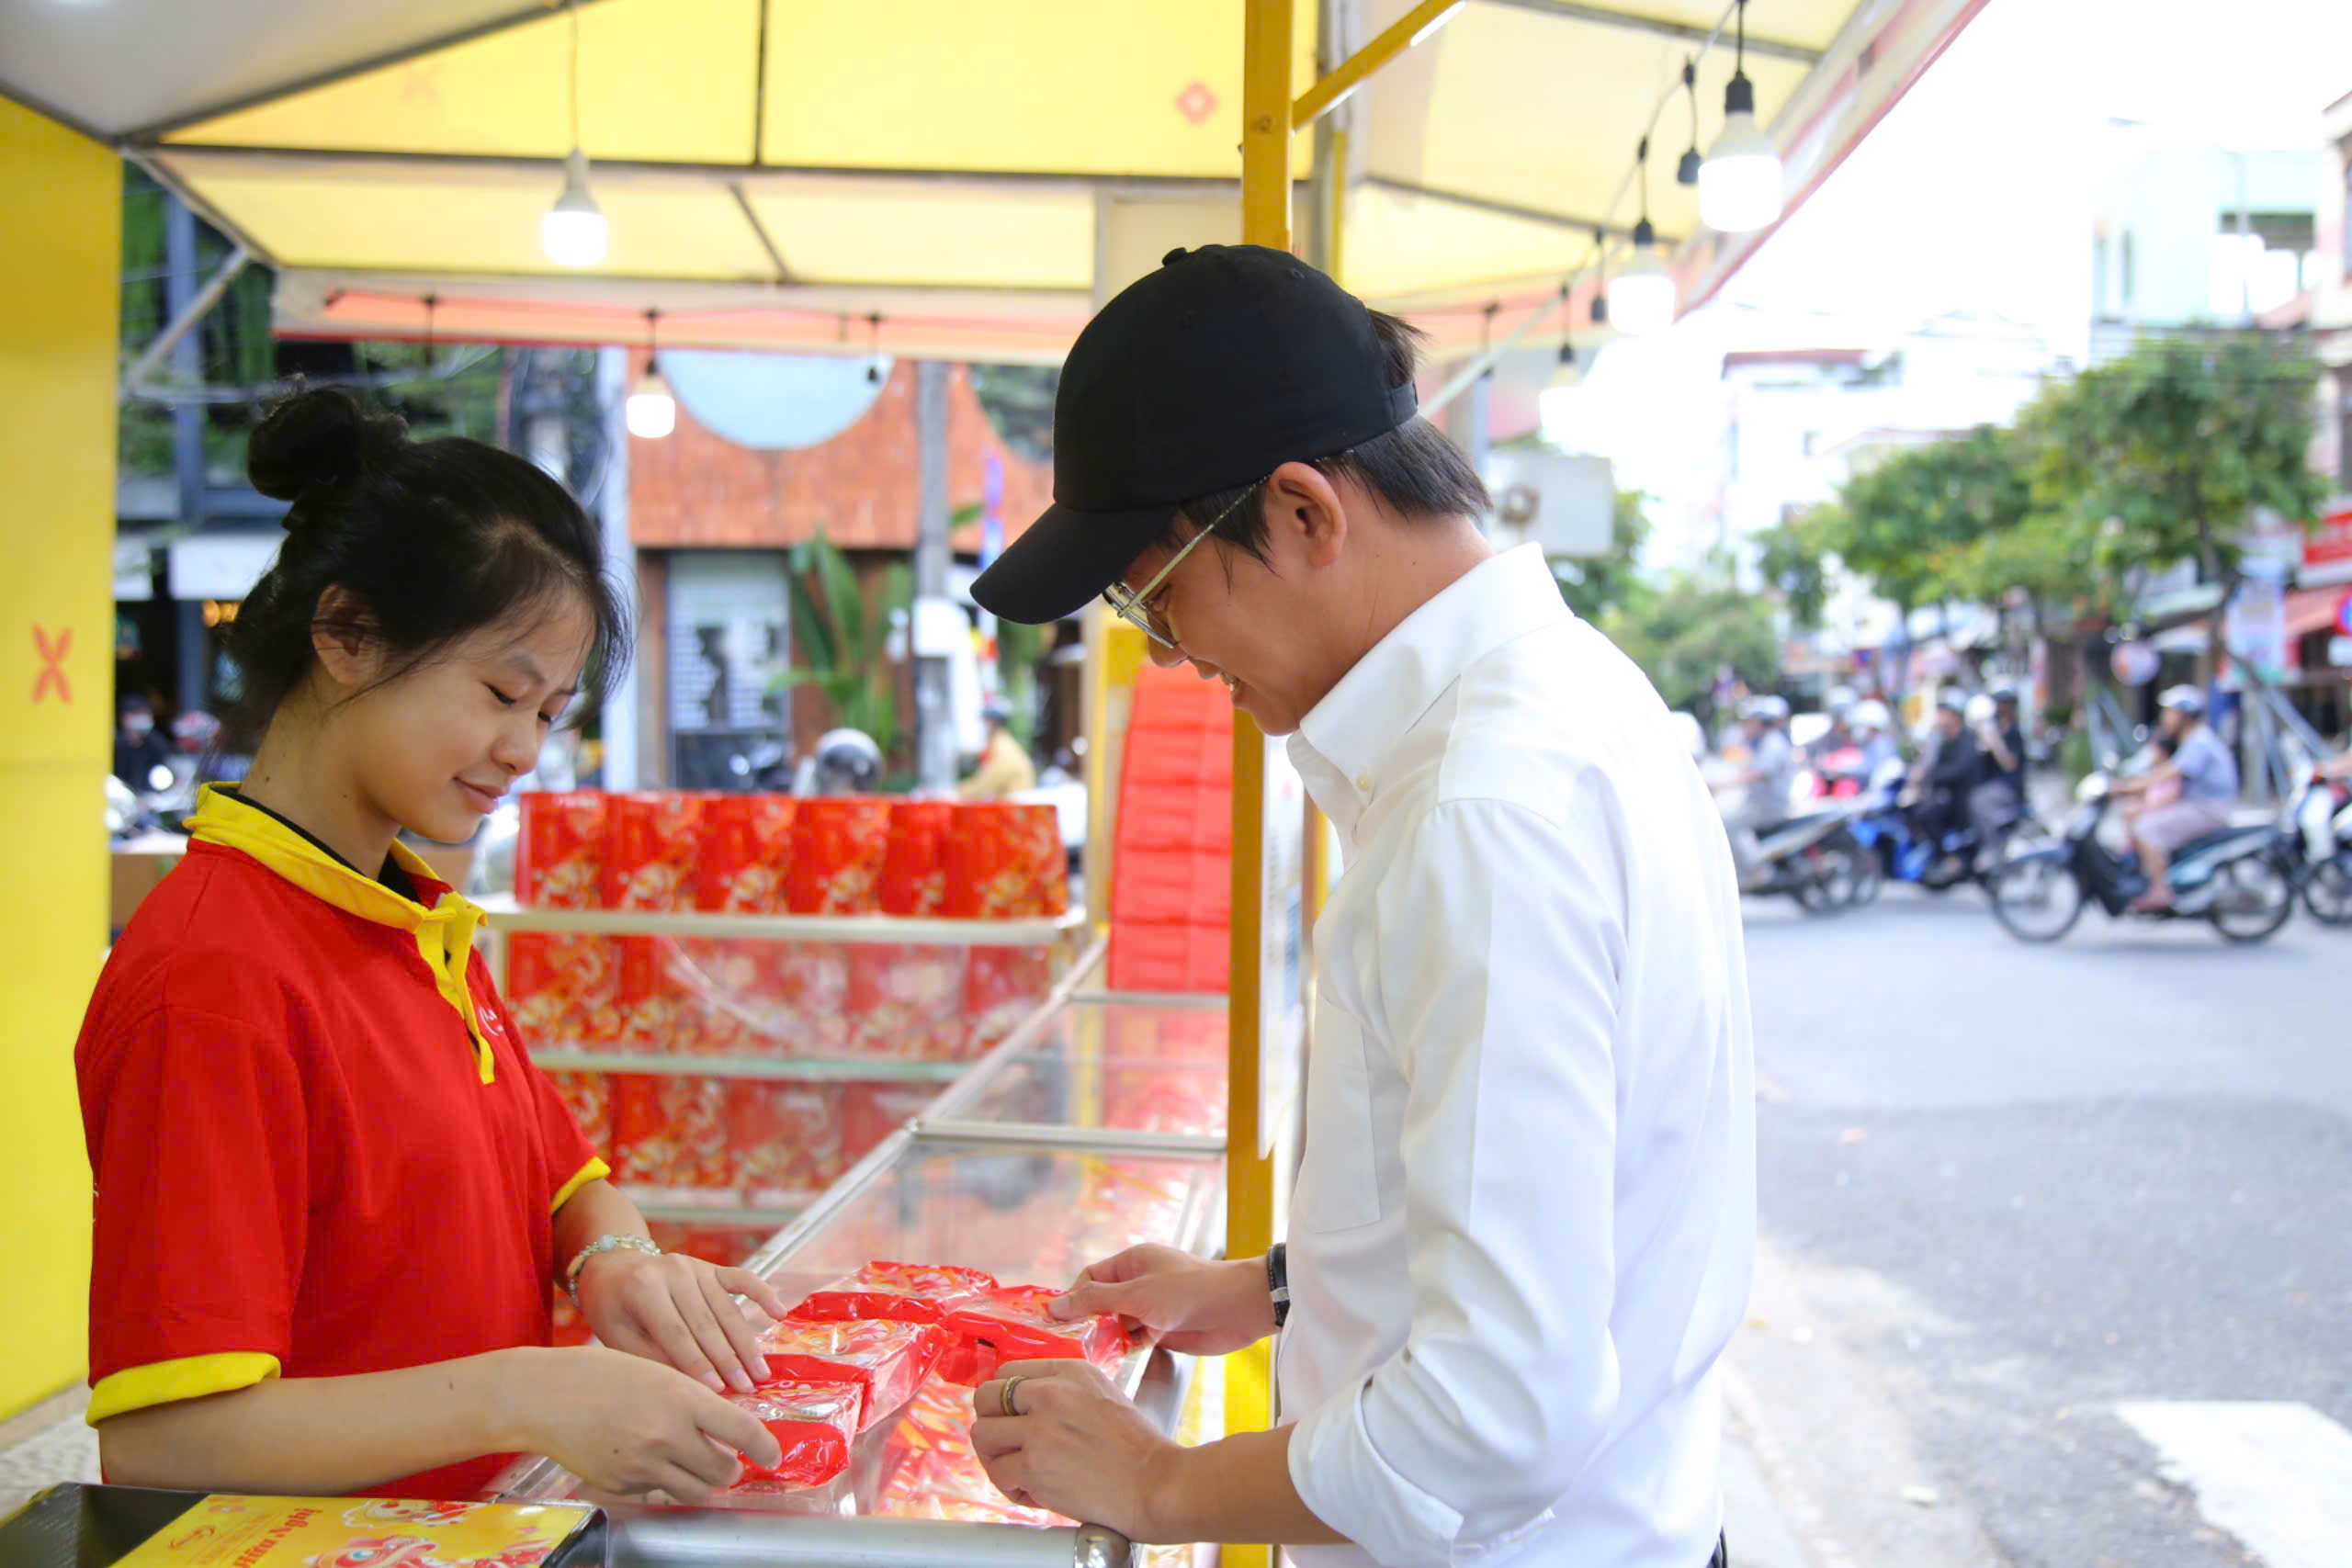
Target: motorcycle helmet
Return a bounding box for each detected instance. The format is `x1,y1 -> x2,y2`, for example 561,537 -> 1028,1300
1851,699 -> 1892,733
2158,684 -> 2205,716
1742,694 -> 1790,723
803,728 -> 885,795
1936,689 -> 1969,716
1989,683 -> 2018,707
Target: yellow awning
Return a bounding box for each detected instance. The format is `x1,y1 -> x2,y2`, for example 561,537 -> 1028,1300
3,0 -> 1989,363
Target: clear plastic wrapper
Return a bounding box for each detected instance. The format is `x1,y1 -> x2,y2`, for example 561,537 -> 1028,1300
790,1260 -> 998,1325
732,1380 -> 864,1486
937,1285 -> 1130,1385
757,1317 -> 948,1429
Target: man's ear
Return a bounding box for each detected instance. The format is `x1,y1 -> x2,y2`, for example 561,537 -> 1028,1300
310,585 -> 385,694
1264,460 -> 1349,570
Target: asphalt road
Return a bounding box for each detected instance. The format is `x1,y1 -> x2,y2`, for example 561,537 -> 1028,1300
1741,883 -> 2352,1568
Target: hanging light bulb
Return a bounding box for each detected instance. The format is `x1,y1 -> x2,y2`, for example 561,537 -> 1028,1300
543,149 -> 608,266
1676,59 -> 1703,187
1699,0 -> 1783,233
1607,221 -> 1676,336
540,4 -> 606,266
1588,226 -> 1612,327
1605,147 -> 1676,336
1538,283 -> 1583,445
626,309 -> 676,439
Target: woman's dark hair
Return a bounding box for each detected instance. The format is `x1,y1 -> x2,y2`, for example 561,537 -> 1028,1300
1161,310 -> 1491,564
224,387 -> 628,751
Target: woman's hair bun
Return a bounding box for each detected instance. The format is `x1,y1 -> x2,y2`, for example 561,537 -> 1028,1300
248,385 -> 410,507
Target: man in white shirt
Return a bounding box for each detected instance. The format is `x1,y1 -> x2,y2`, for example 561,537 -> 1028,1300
965,244 -> 1754,1568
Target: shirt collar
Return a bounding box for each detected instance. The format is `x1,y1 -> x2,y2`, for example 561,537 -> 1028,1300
1289,544 -> 1569,833
187,784 -> 500,1083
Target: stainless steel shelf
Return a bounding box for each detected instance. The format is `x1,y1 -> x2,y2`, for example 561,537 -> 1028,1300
480,897 -> 1089,948
912,1119 -> 1226,1157
605,1503 -> 1136,1568
529,1051 -> 969,1083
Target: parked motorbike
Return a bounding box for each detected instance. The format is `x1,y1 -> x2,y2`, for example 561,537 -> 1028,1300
1736,804 -> 1875,914
1985,773 -> 2295,944
2284,767 -> 2352,928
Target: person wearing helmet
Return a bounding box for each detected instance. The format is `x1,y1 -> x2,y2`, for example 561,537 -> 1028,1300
1910,691 -> 1984,867
2110,684 -> 2237,910
956,698 -> 1036,801
1965,686 -> 2029,869
1720,695 -> 1796,870
1849,699 -> 1899,777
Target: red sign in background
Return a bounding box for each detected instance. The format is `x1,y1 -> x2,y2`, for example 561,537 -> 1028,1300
2306,503 -> 2352,571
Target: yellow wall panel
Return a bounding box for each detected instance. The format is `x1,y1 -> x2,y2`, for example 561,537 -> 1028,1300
169,0 -> 761,165
0,96 -> 116,1419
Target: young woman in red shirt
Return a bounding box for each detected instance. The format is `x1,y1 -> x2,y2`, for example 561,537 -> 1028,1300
77,387 -> 786,1503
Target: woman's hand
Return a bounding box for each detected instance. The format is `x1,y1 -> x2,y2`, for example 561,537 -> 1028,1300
576,1250 -> 791,1394
508,1346 -> 782,1506
1050,1245 -> 1275,1357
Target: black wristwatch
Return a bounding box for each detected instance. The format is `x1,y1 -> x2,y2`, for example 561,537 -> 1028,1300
1266,1243 -> 1291,1329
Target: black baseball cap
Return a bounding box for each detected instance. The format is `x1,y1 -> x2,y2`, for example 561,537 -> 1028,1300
971,243 -> 1419,625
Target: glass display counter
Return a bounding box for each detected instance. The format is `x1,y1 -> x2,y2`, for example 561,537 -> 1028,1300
490,956 -> 1232,1568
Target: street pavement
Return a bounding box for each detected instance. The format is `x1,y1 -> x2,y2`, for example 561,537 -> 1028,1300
1730,879 -> 2352,1568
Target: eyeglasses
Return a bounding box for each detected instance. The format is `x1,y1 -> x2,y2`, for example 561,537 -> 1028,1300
1101,481 -> 1264,650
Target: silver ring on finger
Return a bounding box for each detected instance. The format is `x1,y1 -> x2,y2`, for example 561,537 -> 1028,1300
1001,1374 -> 1028,1417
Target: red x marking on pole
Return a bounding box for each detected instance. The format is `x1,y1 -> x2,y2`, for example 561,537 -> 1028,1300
31,625 -> 72,705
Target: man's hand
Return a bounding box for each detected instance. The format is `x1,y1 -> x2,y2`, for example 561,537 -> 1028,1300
576,1250 -> 791,1394
1051,1245 -> 1275,1357
971,1360 -> 1182,1540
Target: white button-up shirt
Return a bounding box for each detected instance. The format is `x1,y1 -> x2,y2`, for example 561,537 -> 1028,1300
1280,546 -> 1756,1568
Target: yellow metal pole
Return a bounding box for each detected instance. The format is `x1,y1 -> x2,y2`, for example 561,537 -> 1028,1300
1226,1 -> 1295,1558
1291,0 -> 1463,130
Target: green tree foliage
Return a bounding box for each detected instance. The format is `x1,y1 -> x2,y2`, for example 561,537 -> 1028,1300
779,528 -> 911,756
2020,329 -> 2326,681
1551,489 -> 1654,622
1818,423 -> 2033,621
968,365 -> 1057,463
1752,511 -> 1837,632
1603,568 -> 1782,720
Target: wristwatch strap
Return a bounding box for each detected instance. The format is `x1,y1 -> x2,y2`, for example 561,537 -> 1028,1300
1267,1242 -> 1291,1329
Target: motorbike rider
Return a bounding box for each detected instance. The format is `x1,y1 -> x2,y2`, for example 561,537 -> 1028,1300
113,694 -> 175,794
1811,689 -> 1859,762
958,698 -> 1038,801
1850,699 -> 1900,779
1721,694 -> 1796,870
2109,685 -> 2238,912
1909,692 -> 1983,872
1965,685 -> 2029,870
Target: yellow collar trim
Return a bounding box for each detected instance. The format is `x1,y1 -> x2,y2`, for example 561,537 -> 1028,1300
188,785 -> 497,1084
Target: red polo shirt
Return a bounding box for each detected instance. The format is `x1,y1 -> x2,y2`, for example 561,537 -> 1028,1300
78,788 -> 607,1501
